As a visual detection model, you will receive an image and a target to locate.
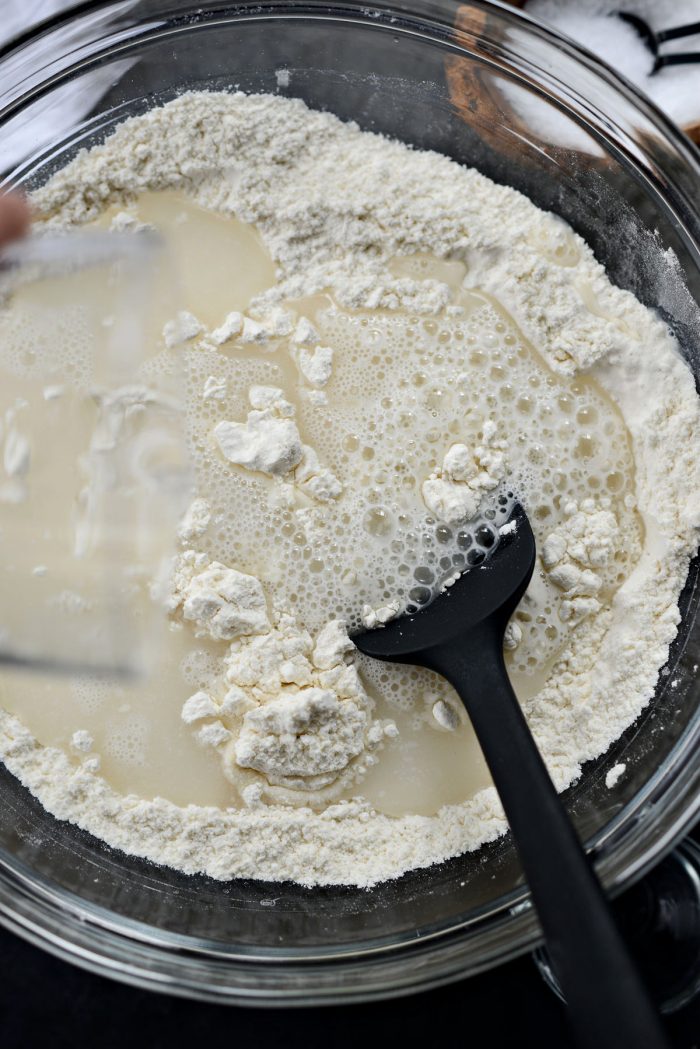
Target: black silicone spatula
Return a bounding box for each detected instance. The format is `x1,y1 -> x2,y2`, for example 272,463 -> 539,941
354,504 -> 669,1049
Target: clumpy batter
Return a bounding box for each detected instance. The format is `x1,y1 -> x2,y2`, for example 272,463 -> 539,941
0,91 -> 698,886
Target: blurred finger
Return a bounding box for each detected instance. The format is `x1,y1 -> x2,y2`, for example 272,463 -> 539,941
0,192 -> 30,247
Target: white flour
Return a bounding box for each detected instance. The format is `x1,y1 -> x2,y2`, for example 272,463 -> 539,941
166,553 -> 271,642
220,616 -> 397,806
212,383 -> 341,500
0,91 -> 698,887
421,420 -> 508,524
605,762 -> 626,789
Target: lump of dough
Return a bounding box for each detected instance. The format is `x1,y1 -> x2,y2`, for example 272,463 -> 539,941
213,386 -> 302,477
248,385 -> 295,416
421,420 -> 507,524
169,554 -> 271,641
422,477 -> 481,525
216,615 -> 398,802
540,499 -> 620,628
214,410 -> 303,476
294,445 -> 342,501
163,310 -> 203,347
292,317 -> 319,345
298,345 -> 334,388
178,497 -> 211,542
234,687 -> 369,786
312,619 -> 355,669
210,311 -> 243,345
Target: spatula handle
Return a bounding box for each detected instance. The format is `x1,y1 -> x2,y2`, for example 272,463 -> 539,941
429,623 -> 669,1049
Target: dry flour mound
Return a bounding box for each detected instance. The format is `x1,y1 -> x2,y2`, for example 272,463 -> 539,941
0,91 -> 698,887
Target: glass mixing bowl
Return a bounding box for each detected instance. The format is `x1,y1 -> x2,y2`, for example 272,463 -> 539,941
0,0 -> 700,1005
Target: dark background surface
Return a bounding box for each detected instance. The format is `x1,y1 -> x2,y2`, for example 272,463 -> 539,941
0,865 -> 698,1049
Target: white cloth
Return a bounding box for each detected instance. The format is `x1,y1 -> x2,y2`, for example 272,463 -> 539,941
526,0 -> 700,129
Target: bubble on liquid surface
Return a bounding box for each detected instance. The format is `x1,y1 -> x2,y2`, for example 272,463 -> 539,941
141,277 -> 641,708
0,193 -> 644,818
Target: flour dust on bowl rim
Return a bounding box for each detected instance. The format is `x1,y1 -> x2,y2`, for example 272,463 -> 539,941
0,0 -> 699,1005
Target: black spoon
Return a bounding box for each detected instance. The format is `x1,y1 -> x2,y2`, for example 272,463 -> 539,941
354,504 -> 669,1049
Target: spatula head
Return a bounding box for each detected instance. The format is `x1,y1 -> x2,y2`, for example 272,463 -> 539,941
353,503 -> 536,661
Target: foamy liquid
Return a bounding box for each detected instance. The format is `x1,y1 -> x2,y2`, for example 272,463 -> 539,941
0,191 -> 642,817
